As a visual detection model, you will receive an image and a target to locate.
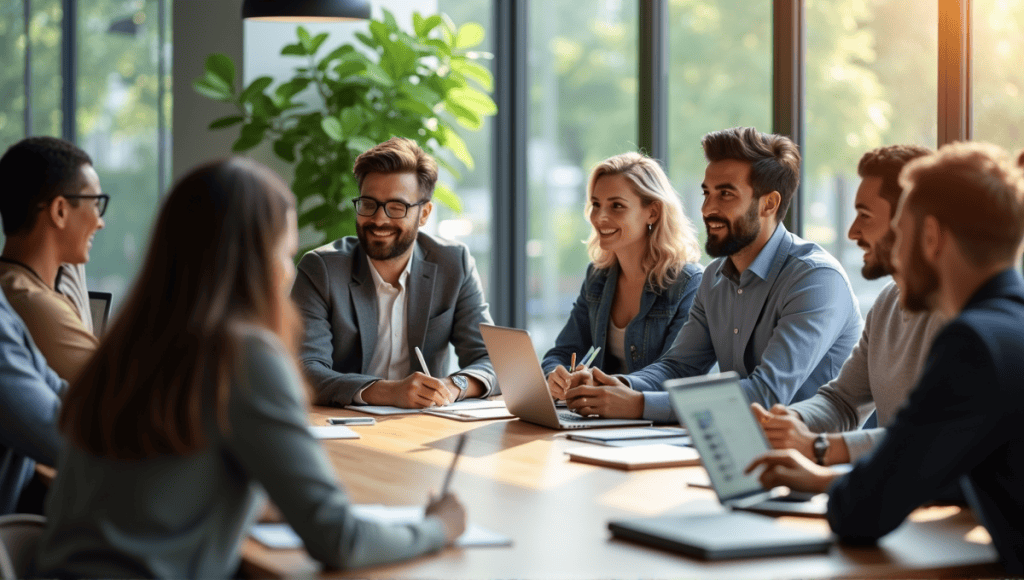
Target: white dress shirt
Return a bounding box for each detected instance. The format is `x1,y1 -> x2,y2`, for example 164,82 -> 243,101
353,247 -> 415,404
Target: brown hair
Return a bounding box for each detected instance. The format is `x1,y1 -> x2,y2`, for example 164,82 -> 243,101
59,157 -> 297,460
353,137 -> 438,199
585,152 -> 701,290
857,144 -> 932,214
701,127 -> 801,222
0,136 -> 93,235
899,142 -> 1024,265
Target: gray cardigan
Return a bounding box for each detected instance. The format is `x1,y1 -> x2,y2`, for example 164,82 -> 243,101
789,281 -> 947,460
35,328 -> 446,578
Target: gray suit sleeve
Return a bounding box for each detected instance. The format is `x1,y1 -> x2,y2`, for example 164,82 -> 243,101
291,252 -> 379,406
448,245 -> 497,396
0,313 -> 66,466
225,334 -> 446,570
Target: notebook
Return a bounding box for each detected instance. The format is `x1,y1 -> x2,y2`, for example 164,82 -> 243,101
479,324 -> 651,430
566,444 -> 700,470
567,427 -> 690,447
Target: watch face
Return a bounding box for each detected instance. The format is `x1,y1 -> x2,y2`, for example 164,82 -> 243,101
452,375 -> 468,392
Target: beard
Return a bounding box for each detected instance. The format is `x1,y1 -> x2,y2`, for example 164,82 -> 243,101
861,230 -> 895,280
897,234 -> 940,313
357,222 -> 418,261
705,198 -> 762,258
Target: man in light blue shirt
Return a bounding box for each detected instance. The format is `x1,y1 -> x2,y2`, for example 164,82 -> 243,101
565,127 -> 862,423
0,285 -> 65,514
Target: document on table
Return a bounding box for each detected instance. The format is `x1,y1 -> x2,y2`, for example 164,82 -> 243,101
250,505 -> 512,549
345,399 -> 507,416
307,425 -> 360,440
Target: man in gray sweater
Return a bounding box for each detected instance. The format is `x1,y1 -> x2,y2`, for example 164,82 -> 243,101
752,144 -> 945,466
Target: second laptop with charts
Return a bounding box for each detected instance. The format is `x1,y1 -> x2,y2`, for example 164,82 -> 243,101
479,324 -> 651,430
665,371 -> 828,518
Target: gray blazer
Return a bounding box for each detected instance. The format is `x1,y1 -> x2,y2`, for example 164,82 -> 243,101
291,233 -> 497,406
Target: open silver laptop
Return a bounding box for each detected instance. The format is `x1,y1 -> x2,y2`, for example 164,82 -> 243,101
480,324 -> 651,430
665,372 -> 828,518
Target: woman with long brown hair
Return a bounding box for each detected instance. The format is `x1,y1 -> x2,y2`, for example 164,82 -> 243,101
35,158 -> 465,578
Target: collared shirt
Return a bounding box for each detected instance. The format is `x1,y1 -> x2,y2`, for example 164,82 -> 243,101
627,224 -> 862,423
353,246 -> 415,404
0,260 -> 99,382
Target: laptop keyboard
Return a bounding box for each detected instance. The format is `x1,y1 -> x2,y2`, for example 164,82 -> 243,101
558,412 -> 590,422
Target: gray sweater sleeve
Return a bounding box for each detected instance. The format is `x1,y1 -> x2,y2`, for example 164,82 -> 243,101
225,333 -> 446,570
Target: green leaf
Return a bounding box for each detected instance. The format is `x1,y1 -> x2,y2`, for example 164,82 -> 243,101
208,115 -> 244,129
444,100 -> 483,130
321,117 -> 344,141
382,8 -> 399,32
433,182 -> 462,213
340,107 -> 363,134
281,43 -> 305,56
275,78 -> 312,100
438,125 -> 474,170
369,21 -> 390,46
420,15 -> 443,38
423,38 -> 451,57
448,87 -> 497,116
192,78 -> 232,101
273,138 -> 297,162
251,94 -> 279,118
399,82 -> 441,107
298,203 -> 336,228
240,76 -> 273,104
413,12 -> 426,37
297,26 -> 313,51
347,136 -> 377,153
334,60 -> 366,79
355,32 -> 375,48
451,59 -> 493,92
309,32 -> 329,54
362,62 -> 393,87
455,23 -> 485,49
205,53 -> 236,87
233,123 -> 267,152
393,99 -> 433,117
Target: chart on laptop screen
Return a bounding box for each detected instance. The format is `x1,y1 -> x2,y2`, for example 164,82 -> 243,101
681,386 -> 768,499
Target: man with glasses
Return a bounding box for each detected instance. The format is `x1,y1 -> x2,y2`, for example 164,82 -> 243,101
0,137 -> 107,382
291,137 -> 497,408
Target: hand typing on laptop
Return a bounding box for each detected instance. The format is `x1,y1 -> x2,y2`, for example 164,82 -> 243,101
744,449 -> 839,495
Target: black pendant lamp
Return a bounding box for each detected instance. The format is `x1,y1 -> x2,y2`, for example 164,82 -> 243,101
242,0 -> 371,22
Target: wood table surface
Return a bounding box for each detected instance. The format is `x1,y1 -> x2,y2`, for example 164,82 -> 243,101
239,406 -> 1002,579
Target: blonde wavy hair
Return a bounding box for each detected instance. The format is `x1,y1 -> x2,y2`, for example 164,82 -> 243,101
585,152 -> 701,290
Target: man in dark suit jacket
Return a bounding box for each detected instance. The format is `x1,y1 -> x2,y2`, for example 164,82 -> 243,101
747,141 -> 1024,574
291,138 -> 496,408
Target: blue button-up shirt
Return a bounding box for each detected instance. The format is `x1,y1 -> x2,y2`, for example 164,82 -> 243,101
627,224 -> 862,423
0,289 -> 65,514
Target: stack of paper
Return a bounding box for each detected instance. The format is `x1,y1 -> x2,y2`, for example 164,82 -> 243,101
345,400 -> 507,416
566,443 -> 701,470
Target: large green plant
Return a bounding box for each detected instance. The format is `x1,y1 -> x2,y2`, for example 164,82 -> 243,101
193,10 -> 495,251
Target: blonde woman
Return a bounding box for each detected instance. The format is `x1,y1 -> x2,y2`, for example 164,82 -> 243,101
543,153 -> 703,398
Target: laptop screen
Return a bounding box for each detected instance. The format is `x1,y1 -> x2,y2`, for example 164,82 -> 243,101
666,373 -> 769,501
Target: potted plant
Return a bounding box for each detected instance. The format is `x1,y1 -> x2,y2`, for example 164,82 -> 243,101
193,9 -> 495,251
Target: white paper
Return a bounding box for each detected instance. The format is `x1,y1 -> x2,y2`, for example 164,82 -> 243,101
345,400 -> 507,416
307,425 -> 360,439
251,505 -> 512,550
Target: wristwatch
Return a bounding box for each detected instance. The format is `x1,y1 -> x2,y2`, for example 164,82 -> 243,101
813,433 -> 830,466
450,374 -> 469,401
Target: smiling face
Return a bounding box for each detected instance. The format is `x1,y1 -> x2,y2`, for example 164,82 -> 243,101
355,172 -> 431,262
701,159 -> 762,258
589,173 -> 656,260
59,163 -> 105,264
848,176 -> 895,280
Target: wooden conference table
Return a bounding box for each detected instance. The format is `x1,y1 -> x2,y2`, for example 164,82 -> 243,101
239,406 -> 1002,579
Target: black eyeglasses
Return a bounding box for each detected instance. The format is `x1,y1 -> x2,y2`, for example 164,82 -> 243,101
62,194 -> 110,217
352,197 -> 426,219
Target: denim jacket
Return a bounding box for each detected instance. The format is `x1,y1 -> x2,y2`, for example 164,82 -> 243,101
541,261 -> 703,376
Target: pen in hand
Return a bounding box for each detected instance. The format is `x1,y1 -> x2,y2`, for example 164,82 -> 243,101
440,433 -> 468,498
415,346 -> 451,407
581,346 -> 601,369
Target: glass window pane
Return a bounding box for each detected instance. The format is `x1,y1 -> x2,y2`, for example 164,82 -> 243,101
972,0 -> 1024,153
30,0 -> 63,136
803,0 -> 937,315
526,0 -> 638,353
667,0 -> 772,259
77,0 -> 169,307
434,0 -> 494,296
0,1 -> 26,146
